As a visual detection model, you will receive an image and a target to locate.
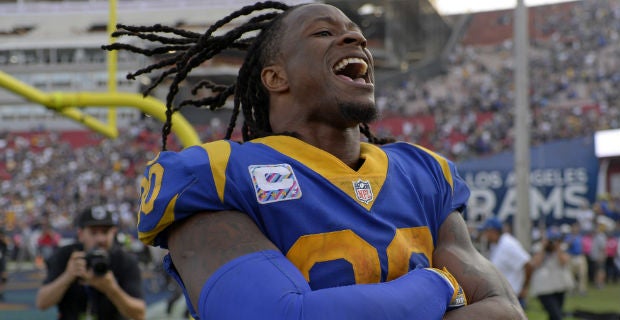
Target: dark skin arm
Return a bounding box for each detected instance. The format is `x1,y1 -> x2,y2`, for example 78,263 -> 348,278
170,210 -> 527,318
435,212 -> 527,319
167,210 -> 277,310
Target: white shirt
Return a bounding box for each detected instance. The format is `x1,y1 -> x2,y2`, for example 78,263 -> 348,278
489,233 -> 531,294
575,208 -> 594,233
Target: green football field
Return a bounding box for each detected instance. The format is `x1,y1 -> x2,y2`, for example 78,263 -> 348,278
525,283 -> 620,320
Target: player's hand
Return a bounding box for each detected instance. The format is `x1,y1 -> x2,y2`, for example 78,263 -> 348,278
425,267 -> 467,310
65,251 -> 87,280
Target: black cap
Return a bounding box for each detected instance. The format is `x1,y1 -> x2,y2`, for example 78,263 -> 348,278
77,206 -> 118,228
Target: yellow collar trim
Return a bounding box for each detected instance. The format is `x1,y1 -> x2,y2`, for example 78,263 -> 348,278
253,136 -> 388,210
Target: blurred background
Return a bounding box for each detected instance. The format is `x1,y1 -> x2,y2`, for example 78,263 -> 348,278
0,0 -> 619,319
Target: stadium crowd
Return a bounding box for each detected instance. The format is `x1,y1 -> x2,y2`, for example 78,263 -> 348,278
375,0 -> 620,161
0,119 -> 223,273
0,0 -> 619,307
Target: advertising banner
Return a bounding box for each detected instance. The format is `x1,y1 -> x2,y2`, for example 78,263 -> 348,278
457,137 -> 598,225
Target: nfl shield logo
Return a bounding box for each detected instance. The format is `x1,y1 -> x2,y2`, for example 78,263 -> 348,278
352,179 -> 374,204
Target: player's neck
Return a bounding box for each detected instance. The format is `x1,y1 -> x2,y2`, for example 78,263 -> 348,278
296,126 -> 363,170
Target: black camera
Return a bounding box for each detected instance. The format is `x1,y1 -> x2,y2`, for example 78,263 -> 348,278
85,248 -> 110,277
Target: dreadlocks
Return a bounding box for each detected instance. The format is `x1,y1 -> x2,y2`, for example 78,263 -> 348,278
102,1 -> 391,150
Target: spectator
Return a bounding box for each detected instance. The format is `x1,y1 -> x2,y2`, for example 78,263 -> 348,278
36,219 -> 60,269
589,222 -> 608,289
574,201 -> 596,235
564,222 -> 588,295
605,230 -> 619,283
479,217 -> 534,309
529,229 -> 574,320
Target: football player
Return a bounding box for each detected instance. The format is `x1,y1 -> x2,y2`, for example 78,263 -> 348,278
105,2 -> 525,319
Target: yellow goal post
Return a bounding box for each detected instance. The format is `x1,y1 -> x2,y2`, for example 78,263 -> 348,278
0,70 -> 201,148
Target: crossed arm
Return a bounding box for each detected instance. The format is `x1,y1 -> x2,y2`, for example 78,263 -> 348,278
433,212 -> 527,319
168,210 -> 526,319
167,210 -> 279,308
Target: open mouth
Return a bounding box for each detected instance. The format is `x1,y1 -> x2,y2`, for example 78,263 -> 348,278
333,57 -> 370,84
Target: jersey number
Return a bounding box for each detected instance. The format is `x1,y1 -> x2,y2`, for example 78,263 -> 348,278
286,227 -> 433,284
140,163 -> 164,215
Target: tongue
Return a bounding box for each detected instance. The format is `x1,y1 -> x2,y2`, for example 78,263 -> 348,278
337,75 -> 352,82
337,75 -> 366,84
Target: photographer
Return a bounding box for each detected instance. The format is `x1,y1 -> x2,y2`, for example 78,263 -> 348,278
529,229 -> 575,320
35,206 -> 145,320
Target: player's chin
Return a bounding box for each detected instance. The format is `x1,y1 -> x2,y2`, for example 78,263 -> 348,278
338,100 -> 378,124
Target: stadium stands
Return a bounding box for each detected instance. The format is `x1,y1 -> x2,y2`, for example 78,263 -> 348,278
374,0 -> 619,161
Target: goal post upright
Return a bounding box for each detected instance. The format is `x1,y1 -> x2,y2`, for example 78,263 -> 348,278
106,0 -> 118,129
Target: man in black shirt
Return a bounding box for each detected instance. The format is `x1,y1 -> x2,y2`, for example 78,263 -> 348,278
35,206 -> 145,320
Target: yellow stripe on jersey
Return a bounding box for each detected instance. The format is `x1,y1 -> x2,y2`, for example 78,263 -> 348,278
201,140 -> 232,203
410,144 -> 454,194
145,152 -> 160,166
139,194 -> 178,246
254,136 -> 388,211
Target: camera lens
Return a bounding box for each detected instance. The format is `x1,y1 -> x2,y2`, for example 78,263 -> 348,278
86,248 -> 109,277
91,258 -> 108,276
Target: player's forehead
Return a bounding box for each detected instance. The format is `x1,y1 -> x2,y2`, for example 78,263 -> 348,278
283,3 -> 360,33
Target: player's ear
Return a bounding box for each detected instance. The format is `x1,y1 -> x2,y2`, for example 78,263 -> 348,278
261,65 -> 288,93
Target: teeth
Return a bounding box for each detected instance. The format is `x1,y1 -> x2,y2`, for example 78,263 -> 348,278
333,57 -> 368,76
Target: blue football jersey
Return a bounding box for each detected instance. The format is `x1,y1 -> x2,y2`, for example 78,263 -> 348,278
138,136 -> 470,289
